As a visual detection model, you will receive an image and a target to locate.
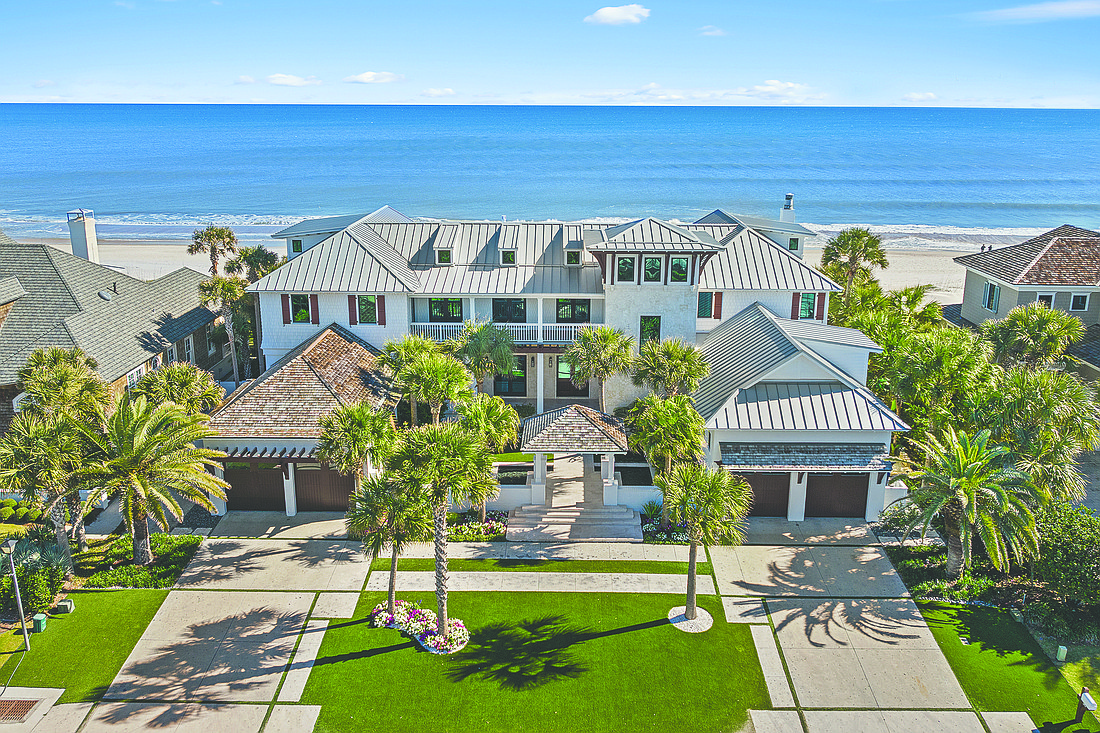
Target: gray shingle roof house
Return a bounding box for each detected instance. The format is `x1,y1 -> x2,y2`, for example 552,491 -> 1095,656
0,236 -> 221,432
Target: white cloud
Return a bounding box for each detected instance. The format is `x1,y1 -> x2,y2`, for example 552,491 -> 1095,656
584,4 -> 650,25
235,75 -> 256,84
33,80 -> 56,88
266,73 -> 321,87
698,25 -> 727,36
343,71 -> 404,84
421,88 -> 456,97
902,92 -> 937,102
973,0 -> 1100,22
581,79 -> 823,105
114,1 -> 135,8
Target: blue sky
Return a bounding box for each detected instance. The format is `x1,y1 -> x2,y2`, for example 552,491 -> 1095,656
5,0 -> 1100,106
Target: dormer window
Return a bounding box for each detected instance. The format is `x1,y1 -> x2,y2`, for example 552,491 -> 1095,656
291,239 -> 303,254
566,251 -> 581,266
643,257 -> 662,282
501,250 -> 516,266
788,238 -> 799,251
436,249 -> 452,265
617,256 -> 636,283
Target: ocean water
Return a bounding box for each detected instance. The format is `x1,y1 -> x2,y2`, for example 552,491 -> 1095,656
1,104 -> 1098,249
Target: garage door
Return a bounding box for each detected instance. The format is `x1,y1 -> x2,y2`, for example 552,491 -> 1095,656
224,463 -> 286,511
296,464 -> 355,512
744,473 -> 790,517
805,473 -> 868,517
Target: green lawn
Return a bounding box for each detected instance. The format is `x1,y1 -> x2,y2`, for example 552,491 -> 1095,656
0,589 -> 168,704
920,601 -> 1100,731
373,558 -> 713,576
303,591 -> 767,733
492,452 -> 553,464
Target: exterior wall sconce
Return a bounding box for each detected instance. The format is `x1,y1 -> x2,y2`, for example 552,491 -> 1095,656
548,356 -> 554,367
530,355 -> 536,366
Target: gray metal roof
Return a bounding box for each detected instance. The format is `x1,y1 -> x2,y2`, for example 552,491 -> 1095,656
772,318 -> 882,351
270,205 -> 414,239
418,265 -> 602,295
719,442 -> 892,472
520,404 -> 628,453
696,209 -> 815,237
690,224 -> 841,292
0,276 -> 26,305
0,230 -> 17,247
711,381 -> 907,431
584,218 -> 723,252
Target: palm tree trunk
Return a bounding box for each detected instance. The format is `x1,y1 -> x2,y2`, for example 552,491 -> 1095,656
409,397 -> 418,427
686,539 -> 699,620
431,402 -> 442,425
660,455 -> 672,530
945,525 -> 965,581
49,502 -> 73,576
388,542 -> 399,615
478,501 -> 486,523
223,303 -> 241,385
67,491 -> 87,552
133,505 -> 153,566
433,501 -> 450,637
599,378 -> 606,414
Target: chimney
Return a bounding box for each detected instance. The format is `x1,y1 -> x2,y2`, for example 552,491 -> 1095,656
67,209 -> 100,263
780,194 -> 795,223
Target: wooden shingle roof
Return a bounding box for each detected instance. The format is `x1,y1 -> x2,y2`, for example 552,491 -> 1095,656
520,405 -> 628,454
954,225 -> 1100,286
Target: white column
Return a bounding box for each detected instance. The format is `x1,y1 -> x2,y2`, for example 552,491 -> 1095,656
212,465 -> 228,516
787,471 -> 807,522
536,353 -> 545,414
531,452 -> 548,505
537,298 -> 544,344
865,471 -> 887,522
283,462 -> 298,517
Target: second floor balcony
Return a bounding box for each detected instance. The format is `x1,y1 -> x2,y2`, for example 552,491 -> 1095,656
409,321 -> 591,344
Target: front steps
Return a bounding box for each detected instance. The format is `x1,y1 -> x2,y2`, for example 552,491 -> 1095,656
506,503 -> 643,543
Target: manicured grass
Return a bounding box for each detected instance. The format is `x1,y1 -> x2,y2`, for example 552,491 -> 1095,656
74,533 -> 201,588
303,591 -> 767,733
492,452 -> 553,464
1035,635 -> 1100,697
0,589 -> 168,704
372,558 -> 713,576
919,601 -> 1100,731
0,524 -> 27,541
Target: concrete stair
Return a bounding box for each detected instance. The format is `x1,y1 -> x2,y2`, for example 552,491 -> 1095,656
506,502 -> 643,543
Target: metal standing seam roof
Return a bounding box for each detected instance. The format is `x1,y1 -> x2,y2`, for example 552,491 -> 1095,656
270,205 -> 414,240
584,218 -> 723,252
719,442 -> 892,472
689,224 -> 841,292
695,209 -> 816,237
520,404 -> 628,453
771,317 -> 882,351
953,225 -> 1100,285
715,381 -> 908,432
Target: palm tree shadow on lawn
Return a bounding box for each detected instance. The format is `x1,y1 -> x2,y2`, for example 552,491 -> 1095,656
445,615 -> 669,691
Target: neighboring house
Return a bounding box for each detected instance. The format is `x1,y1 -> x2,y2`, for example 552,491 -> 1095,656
204,324 -> 397,515
0,234 -> 225,432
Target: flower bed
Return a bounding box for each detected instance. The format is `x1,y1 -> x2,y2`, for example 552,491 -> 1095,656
370,600 -> 470,654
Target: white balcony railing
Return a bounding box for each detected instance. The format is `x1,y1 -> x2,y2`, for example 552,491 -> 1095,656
495,323 -> 540,343
541,323 -> 585,343
409,321 -> 589,344
409,322 -> 465,341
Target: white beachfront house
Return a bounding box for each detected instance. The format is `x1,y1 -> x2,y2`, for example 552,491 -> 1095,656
206,199 -> 907,526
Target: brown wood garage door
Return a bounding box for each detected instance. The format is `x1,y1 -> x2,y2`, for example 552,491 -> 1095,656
744,473 -> 790,517
296,464 -> 354,512
224,463 -> 286,511
805,473 -> 868,517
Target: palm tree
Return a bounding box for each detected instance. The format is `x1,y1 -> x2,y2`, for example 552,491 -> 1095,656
380,335 -> 442,426
887,284 -> 943,330
628,394 -> 704,529
901,427 -> 1038,581
188,225 -> 239,277
345,473 -> 431,616
73,394 -> 229,565
316,402 -> 399,490
225,244 -> 283,283
658,464 -> 752,620
0,414 -> 77,571
631,338 -> 710,397
405,351 -> 473,424
199,276 -> 248,385
133,362 -> 225,413
457,393 -> 521,521
979,301 -> 1085,369
562,325 -> 635,413
820,227 -> 889,304
453,321 -> 516,393
388,423 -> 495,637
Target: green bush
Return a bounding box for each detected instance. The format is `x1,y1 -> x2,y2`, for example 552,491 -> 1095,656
1034,503 -> 1100,605
512,403 -> 537,419
24,510 -> 41,523
13,508 -> 29,524
0,508 -> 14,522
0,499 -> 17,509
76,533 -> 202,589
911,573 -> 998,602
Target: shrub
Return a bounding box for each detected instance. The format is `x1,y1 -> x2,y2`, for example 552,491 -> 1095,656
0,499 -> 16,509
878,500 -> 921,534
76,533 -> 202,589
24,510 -> 41,523
13,508 -> 29,524
0,508 -> 14,522
496,471 -> 529,485
1034,503 -> 1100,605
641,499 -> 662,519
911,573 -> 998,602
512,403 -> 537,419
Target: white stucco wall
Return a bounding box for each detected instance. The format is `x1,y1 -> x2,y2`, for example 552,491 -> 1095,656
792,341 -> 874,385
283,233 -> 332,260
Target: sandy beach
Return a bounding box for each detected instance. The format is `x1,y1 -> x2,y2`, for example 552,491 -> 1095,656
29,238 -> 969,306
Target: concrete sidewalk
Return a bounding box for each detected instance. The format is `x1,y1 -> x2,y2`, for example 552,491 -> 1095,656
365,570 -> 715,594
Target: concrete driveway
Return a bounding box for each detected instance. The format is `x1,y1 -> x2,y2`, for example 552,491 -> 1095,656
174,539 -> 369,592
208,512 -> 347,540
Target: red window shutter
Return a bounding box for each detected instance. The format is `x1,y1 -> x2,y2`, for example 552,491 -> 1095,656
309,294 -> 320,325
815,293 -> 825,320
281,294 -> 291,324
791,293 -> 801,320
348,295 -> 358,325
377,295 -> 386,326
712,292 -> 723,320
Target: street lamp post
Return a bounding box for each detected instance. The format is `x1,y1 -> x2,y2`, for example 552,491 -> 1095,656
1,538 -> 29,652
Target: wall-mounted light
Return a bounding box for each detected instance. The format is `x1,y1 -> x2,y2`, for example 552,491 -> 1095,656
530,355 -> 536,366
548,356 -> 554,368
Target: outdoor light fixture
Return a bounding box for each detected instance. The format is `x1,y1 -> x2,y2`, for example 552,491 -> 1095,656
1,538 -> 29,651
530,355 -> 535,366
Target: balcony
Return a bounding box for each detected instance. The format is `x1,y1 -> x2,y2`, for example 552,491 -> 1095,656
408,322 -> 591,345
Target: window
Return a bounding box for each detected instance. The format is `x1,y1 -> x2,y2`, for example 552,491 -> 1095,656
501,250 -> 516,266
436,249 -> 452,265
670,257 -> 688,283
799,292 -> 816,320
643,257 -> 662,283
640,315 -> 661,343
556,299 -> 590,324
291,239 -> 303,254
126,365 -> 144,389
617,256 -> 636,283
1072,294 -> 1089,312
429,298 -> 463,322
183,336 -> 194,364
206,322 -> 217,356
698,292 -> 713,319
151,354 -> 161,371
788,238 -> 799,251
983,282 -> 1000,312
166,344 -> 176,363
493,359 -> 526,396
1037,293 -> 1054,308
556,360 -> 589,397
492,298 -> 526,323
291,294 -> 311,323
357,295 -> 378,324
565,250 -> 581,266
